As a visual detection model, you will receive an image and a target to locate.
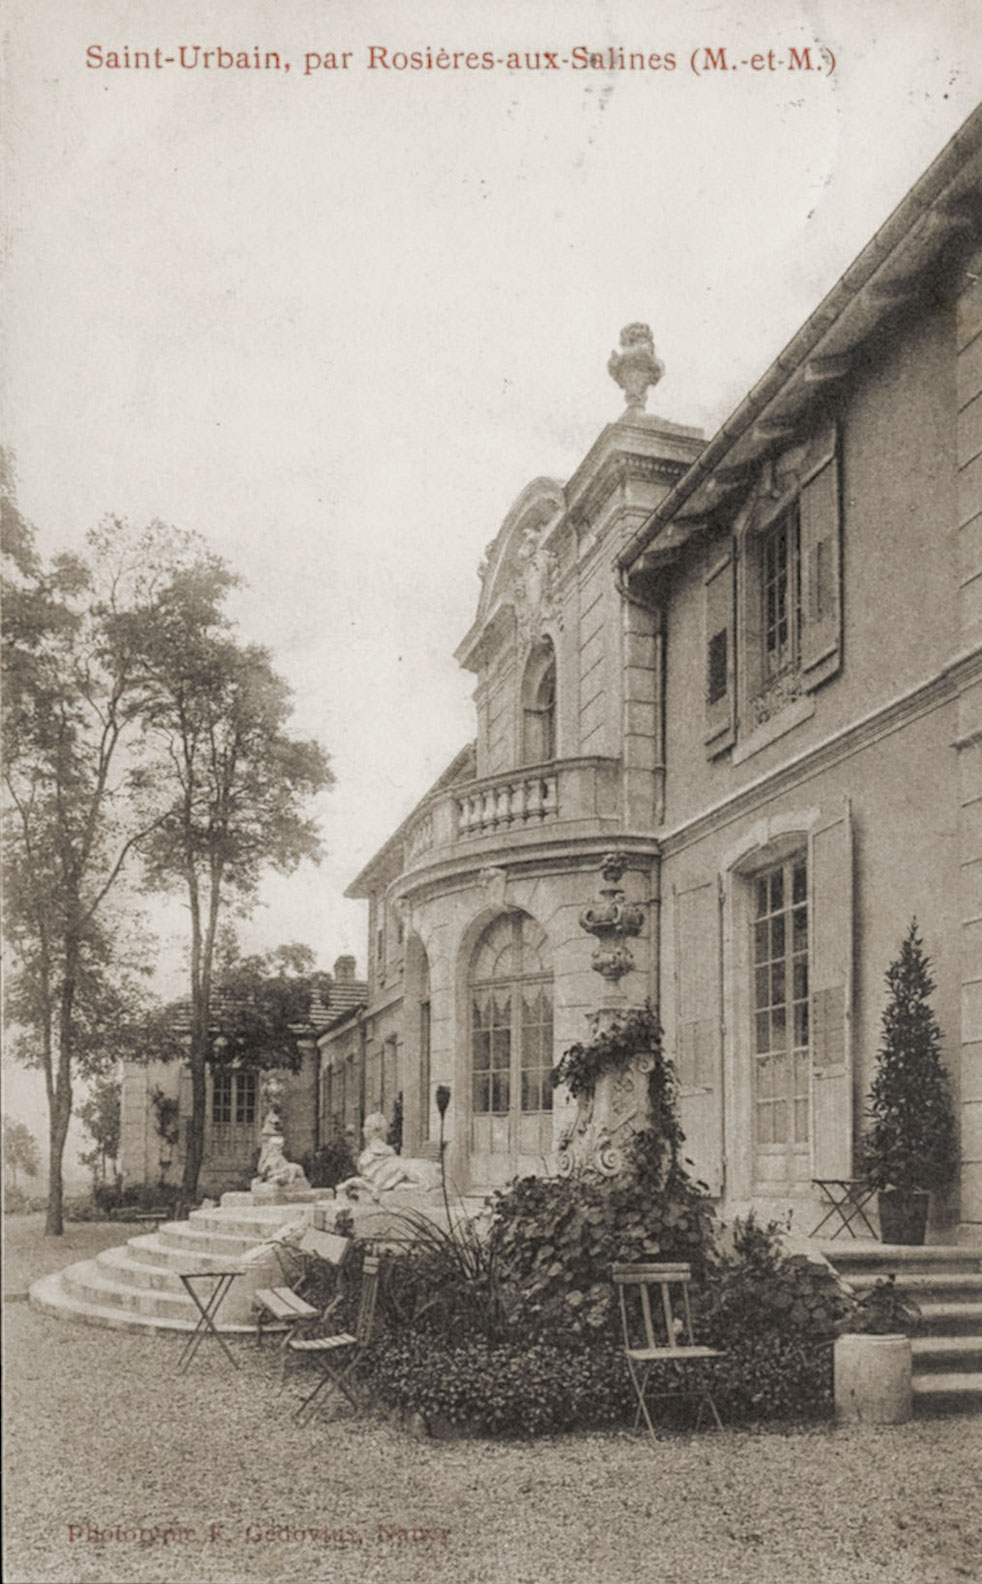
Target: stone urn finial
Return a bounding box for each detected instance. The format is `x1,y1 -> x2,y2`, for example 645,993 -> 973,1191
608,323 -> 664,414
579,851 -> 645,989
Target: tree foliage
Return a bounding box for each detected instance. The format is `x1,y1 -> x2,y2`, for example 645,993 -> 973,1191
3,1115 -> 41,1187
862,920 -> 957,1194
1,477 -> 173,1233
77,1076 -> 122,1183
2,487 -> 331,1228
109,550 -> 334,1205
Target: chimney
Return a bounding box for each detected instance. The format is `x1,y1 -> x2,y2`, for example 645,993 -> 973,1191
333,954 -> 356,983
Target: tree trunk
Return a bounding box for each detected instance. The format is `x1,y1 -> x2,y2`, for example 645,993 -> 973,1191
45,1080 -> 72,1236
45,974 -> 76,1236
180,1047 -> 206,1215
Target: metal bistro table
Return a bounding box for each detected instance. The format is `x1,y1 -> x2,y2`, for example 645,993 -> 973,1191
177,1270 -> 242,1373
809,1178 -> 879,1240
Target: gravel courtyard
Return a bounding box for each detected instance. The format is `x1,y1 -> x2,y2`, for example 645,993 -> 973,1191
3,1214 -> 980,1584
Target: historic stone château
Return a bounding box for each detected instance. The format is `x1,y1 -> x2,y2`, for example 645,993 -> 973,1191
321,109 -> 982,1240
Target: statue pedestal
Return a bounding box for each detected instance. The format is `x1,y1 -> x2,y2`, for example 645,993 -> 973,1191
249,1180 -> 319,1205
556,1052 -> 655,1178
318,1186 -> 478,1243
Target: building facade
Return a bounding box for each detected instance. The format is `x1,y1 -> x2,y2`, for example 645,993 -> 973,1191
120,955 -> 366,1197
325,112 -> 982,1238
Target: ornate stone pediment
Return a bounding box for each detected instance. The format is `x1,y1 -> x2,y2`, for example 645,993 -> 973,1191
513,524 -> 560,644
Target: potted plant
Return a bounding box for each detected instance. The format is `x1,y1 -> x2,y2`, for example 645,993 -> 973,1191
834,1276 -> 921,1424
861,921 -> 957,1244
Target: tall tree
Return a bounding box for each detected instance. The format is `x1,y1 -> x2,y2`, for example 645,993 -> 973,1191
121,573 -> 333,1206
3,479 -> 150,1231
2,481 -> 209,1233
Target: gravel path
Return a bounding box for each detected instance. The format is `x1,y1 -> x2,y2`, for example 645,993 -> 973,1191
3,1214 -> 980,1584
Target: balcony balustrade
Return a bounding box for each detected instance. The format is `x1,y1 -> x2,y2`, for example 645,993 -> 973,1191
401,757 -> 622,868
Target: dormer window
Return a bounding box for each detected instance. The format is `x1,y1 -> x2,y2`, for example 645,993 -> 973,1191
521,639 -> 557,765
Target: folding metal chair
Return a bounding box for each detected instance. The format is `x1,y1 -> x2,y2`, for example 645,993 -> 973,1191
288,1253 -> 381,1422
613,1262 -> 724,1437
253,1227 -> 351,1385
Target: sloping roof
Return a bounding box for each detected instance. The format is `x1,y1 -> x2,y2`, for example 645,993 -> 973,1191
618,102 -> 982,571
160,970 -> 368,1041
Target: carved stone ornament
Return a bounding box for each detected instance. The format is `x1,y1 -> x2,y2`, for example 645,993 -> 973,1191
556,1050 -> 657,1178
478,866 -> 508,909
608,322 -> 664,414
578,851 -> 645,986
513,524 -> 559,644
554,853 -> 655,1178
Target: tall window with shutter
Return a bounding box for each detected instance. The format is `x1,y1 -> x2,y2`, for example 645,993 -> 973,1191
719,423 -> 842,753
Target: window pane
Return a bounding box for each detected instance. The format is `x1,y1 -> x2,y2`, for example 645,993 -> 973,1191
794,1000 -> 809,1047
771,1005 -> 787,1049
770,961 -> 786,1006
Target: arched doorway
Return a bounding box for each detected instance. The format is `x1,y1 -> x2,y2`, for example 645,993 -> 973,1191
468,911 -> 553,1182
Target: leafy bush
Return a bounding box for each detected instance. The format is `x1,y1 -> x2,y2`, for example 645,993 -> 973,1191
3,1187 -> 47,1215
65,1181 -> 181,1220
489,1134 -> 718,1346
303,1136 -> 357,1189
712,1335 -> 833,1422
697,1213 -> 852,1348
372,1206 -> 505,1343
845,1274 -> 921,1336
367,1335 -> 636,1436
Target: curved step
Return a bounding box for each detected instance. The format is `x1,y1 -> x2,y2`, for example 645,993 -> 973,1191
61,1260 -> 199,1318
125,1233 -> 260,1273
30,1271 -> 255,1335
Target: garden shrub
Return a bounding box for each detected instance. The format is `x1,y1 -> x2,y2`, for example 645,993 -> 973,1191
303,1136 -> 357,1189
692,1214 -> 854,1421
696,1213 -> 852,1348
489,1129 -> 718,1346
66,1181 -> 181,1220
711,1334 -> 833,1422
366,1335 -> 636,1436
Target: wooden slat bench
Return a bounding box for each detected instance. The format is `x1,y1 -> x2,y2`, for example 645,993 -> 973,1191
253,1227 -> 351,1369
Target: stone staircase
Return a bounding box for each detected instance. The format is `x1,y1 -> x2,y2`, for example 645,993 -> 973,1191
29,1194 -> 313,1333
823,1242 -> 982,1414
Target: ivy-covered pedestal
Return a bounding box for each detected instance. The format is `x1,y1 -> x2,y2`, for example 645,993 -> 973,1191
555,854 -> 662,1178
556,1038 -> 656,1177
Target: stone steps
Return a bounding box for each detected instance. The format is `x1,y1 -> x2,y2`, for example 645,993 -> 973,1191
29,1193 -> 314,1333
826,1241 -> 982,1415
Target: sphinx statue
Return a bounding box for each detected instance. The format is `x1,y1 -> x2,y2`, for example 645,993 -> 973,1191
336,1112 -> 441,1203
254,1106 -> 310,1189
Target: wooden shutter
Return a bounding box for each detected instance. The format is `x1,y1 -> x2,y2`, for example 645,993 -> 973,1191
704,544 -> 735,755
674,878 -> 724,1195
808,799 -> 854,1179
799,440 -> 842,687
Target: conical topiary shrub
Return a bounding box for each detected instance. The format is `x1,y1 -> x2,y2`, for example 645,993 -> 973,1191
862,921 -> 957,1243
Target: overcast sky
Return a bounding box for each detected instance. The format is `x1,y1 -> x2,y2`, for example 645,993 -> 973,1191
4,0 -> 982,1028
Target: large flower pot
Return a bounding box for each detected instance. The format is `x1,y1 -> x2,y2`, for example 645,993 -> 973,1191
877,1188 -> 929,1245
834,1333 -> 912,1424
